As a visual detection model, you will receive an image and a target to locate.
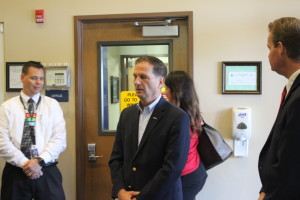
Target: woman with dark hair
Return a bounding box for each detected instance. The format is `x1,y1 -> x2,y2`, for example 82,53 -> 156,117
165,70 -> 207,200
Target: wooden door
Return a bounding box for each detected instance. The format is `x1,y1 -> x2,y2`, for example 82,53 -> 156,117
75,12 -> 193,200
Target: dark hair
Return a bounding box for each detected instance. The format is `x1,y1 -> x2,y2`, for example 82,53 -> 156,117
22,61 -> 44,74
268,17 -> 300,61
135,56 -> 167,78
165,71 -> 202,132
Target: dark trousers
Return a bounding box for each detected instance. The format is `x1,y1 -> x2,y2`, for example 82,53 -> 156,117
1,163 -> 65,200
181,163 -> 207,200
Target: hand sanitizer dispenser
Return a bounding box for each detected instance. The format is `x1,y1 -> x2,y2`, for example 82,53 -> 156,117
232,107 -> 251,157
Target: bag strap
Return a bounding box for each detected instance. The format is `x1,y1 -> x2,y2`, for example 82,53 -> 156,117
201,117 -> 207,126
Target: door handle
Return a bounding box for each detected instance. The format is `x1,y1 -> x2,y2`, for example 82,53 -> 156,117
87,143 -> 104,161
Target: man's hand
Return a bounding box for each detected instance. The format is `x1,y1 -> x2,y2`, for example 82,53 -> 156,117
129,191 -> 139,199
258,192 -> 266,200
117,189 -> 140,200
22,159 -> 43,179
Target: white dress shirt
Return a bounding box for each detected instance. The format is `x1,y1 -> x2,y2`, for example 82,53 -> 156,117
0,91 -> 67,167
286,68 -> 300,95
136,95 -> 161,145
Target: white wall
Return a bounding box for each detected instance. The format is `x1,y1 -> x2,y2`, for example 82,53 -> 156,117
194,3 -> 289,199
0,23 -> 4,104
0,0 -> 299,199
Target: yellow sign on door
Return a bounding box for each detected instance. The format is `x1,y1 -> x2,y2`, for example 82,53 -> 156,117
120,91 -> 140,112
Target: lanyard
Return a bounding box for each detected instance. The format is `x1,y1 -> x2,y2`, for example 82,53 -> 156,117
19,95 -> 41,145
19,95 -> 41,112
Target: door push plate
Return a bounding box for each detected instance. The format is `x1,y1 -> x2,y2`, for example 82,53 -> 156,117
88,143 -> 103,161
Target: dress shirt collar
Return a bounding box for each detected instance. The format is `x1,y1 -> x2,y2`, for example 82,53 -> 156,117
20,91 -> 41,104
136,94 -> 161,112
286,68 -> 300,94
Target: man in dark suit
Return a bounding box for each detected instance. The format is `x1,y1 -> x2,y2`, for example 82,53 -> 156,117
258,17 -> 300,200
109,56 -> 190,200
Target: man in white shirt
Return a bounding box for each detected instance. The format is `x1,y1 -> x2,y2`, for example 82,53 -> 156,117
258,17 -> 300,200
0,61 -> 67,200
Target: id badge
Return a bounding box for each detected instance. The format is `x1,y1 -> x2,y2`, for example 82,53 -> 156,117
30,145 -> 39,159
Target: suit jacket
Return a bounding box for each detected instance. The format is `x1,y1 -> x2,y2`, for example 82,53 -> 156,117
258,74 -> 300,200
109,97 -> 190,200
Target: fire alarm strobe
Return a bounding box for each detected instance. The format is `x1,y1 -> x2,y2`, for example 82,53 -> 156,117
35,9 -> 44,23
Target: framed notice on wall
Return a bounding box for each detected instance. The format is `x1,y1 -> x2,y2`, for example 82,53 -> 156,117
6,62 -> 24,92
222,61 -> 262,94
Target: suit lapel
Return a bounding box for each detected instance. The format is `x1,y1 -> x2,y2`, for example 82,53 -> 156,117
264,74 -> 300,151
132,97 -> 168,160
131,107 -> 140,154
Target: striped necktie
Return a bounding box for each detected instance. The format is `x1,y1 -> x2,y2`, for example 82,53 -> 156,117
20,98 -> 35,158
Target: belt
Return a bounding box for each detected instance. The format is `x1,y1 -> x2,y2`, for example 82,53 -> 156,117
43,161 -> 58,168
5,161 -> 58,168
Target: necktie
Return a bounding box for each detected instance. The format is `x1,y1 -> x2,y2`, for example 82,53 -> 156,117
279,86 -> 287,111
20,98 -> 35,158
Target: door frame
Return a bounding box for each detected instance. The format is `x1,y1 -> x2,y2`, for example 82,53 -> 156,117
74,11 -> 193,200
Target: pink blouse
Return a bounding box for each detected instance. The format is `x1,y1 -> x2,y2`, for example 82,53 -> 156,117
181,127 -> 200,176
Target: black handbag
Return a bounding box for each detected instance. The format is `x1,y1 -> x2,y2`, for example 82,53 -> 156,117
197,121 -> 232,170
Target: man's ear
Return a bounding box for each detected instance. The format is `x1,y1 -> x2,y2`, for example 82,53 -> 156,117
158,76 -> 165,89
277,41 -> 286,55
20,74 -> 25,83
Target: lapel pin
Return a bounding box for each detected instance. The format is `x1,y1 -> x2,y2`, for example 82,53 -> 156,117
153,117 -> 157,120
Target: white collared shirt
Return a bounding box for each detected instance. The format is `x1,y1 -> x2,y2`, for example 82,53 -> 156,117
286,69 -> 300,96
0,92 -> 67,167
20,91 -> 40,111
136,95 -> 161,145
